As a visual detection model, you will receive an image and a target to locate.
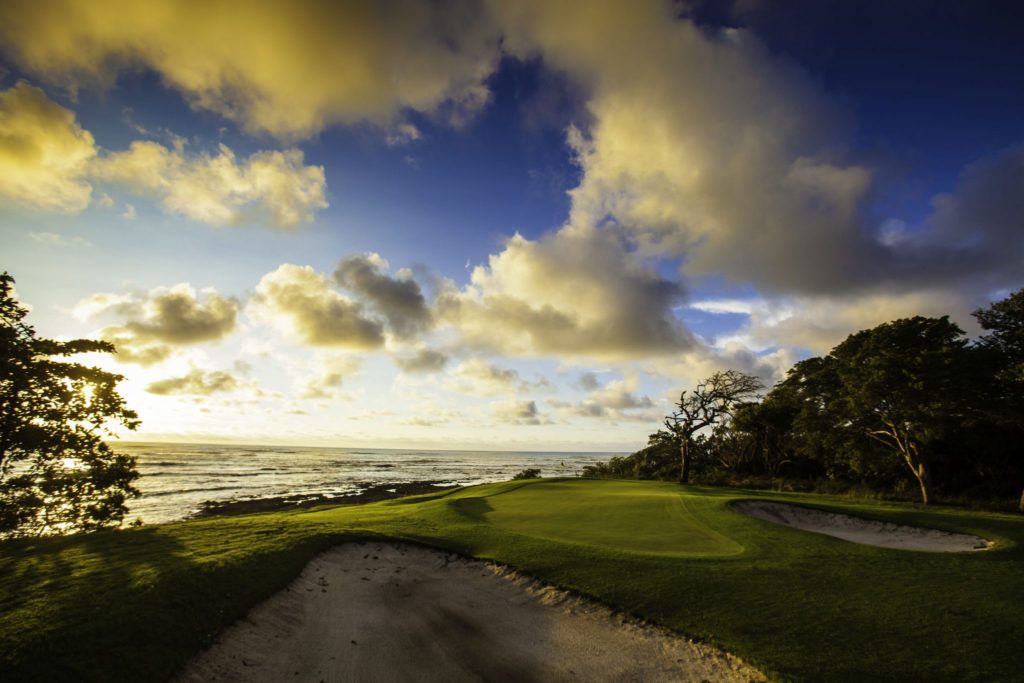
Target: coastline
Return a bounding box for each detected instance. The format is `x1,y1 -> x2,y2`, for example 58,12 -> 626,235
189,481 -> 459,518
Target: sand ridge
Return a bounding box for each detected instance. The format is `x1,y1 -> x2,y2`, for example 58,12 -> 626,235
175,542 -> 765,682
731,500 -> 991,552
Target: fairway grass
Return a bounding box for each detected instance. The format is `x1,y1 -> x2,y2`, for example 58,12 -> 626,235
2,479 -> 1022,682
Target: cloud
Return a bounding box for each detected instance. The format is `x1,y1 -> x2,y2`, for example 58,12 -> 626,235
385,122 -> 422,147
489,0 -> 1024,306
298,354 -> 361,399
646,344 -> 798,394
695,289 -> 980,355
492,1 -> 879,294
94,141 -> 327,228
0,81 -> 327,227
393,348 -> 449,373
146,368 -> 242,395
437,228 -> 693,359
907,145 -> 1024,289
551,372 -> 657,421
335,253 -> 432,338
588,374 -> 653,411
96,329 -> 173,366
75,283 -> 238,364
0,0 -> 501,139
490,399 -> 546,425
0,81 -> 95,212
251,264 -> 385,348
28,231 -> 92,247
576,371 -> 602,392
447,358 -> 521,396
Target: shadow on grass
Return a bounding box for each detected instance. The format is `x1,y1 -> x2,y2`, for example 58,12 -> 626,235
0,520 -> 341,683
450,496 -> 494,522
1,526 -> 196,682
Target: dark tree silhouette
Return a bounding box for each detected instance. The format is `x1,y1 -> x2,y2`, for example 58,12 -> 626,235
665,370 -> 762,483
974,288 -> 1024,382
0,273 -> 140,537
973,289 -> 1024,512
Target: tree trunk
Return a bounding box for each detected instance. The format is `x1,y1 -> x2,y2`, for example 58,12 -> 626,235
679,438 -> 691,484
912,461 -> 934,505
889,429 -> 935,505
1019,487 -> 1023,514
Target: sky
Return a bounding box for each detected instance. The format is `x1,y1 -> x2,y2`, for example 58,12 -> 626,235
1,0 -> 1022,451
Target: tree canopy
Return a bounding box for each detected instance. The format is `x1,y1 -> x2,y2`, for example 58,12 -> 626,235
0,273 -> 140,537
824,316 -> 978,504
974,288 -> 1024,382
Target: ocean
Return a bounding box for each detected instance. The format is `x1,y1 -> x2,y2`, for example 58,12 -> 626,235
120,442 -> 617,524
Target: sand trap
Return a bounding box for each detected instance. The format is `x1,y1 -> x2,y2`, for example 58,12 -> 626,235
731,500 -> 991,552
176,542 -> 764,682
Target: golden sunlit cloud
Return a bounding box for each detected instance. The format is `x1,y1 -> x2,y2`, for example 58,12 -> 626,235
492,0 -> 882,295
95,141 -> 327,229
251,264 -> 385,349
0,81 -> 96,212
437,227 -> 693,359
0,0 -> 501,139
76,283 -> 239,365
146,368 -> 243,396
0,81 -> 329,227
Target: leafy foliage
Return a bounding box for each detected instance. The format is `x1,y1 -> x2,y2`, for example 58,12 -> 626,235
0,273 -> 140,537
830,317 -> 980,503
511,467 -> 541,480
582,430 -> 682,480
974,288 -> 1024,382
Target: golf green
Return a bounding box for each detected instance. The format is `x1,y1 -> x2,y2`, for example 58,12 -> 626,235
453,479 -> 744,557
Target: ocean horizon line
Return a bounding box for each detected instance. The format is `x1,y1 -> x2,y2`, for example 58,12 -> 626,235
116,439 -> 629,456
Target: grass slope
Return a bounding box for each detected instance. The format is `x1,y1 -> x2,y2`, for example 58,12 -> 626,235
1,478 -> 1022,682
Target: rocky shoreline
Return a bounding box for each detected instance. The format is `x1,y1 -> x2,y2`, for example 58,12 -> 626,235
190,481 -> 460,518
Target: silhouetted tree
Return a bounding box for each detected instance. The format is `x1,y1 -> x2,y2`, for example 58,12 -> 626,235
974,288 -> 1024,382
0,273 -> 140,537
665,370 -> 762,483
973,289 -> 1024,512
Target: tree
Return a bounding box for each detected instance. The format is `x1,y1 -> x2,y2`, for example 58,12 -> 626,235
827,316 -> 978,505
665,370 -> 762,483
0,273 -> 140,537
776,356 -> 883,483
973,288 -> 1024,382
972,289 -> 1024,512
728,393 -> 801,479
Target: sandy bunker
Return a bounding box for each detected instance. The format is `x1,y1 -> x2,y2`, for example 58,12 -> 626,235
731,500 -> 991,552
176,542 -> 764,682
